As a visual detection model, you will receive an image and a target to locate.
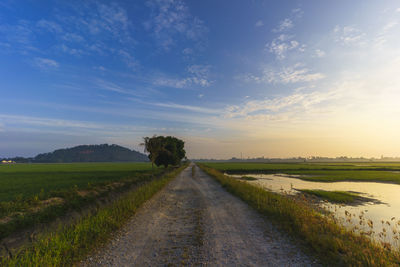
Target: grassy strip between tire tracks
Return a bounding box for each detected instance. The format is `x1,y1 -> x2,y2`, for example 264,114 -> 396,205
1,163 -> 188,266
197,164 -> 400,266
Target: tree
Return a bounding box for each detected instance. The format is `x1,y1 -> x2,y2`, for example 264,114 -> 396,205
142,135 -> 186,169
141,135 -> 162,175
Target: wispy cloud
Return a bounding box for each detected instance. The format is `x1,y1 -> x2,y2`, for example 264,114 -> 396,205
118,49 -> 139,70
154,64 -> 213,88
154,76 -> 210,88
144,0 -> 208,50
152,102 -> 220,114
241,63 -> 324,85
333,25 -> 366,46
224,88 -> 341,122
36,19 -> 63,33
95,79 -> 141,96
266,8 -> 306,59
266,64 -> 325,84
59,44 -> 85,55
0,20 -> 36,52
62,32 -> 85,43
267,34 -> 305,59
187,64 -> 211,78
0,114 -> 104,130
182,48 -> 193,55
273,18 -> 293,32
291,8 -> 304,19
255,20 -> 264,27
34,2 -> 136,69
34,57 -> 59,70
314,49 -> 326,58
374,19 -> 399,48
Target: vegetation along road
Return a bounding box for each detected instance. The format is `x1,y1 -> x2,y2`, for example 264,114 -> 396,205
83,163 -> 317,266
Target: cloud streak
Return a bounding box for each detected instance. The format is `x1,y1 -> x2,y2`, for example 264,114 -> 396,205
152,102 -> 220,114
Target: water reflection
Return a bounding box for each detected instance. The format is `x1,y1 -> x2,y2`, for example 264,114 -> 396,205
231,173 -> 400,247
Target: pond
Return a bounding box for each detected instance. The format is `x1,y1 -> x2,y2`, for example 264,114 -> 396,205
230,173 -> 400,247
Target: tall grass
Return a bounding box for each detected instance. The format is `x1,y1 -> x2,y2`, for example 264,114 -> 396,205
198,164 -> 400,266
1,164 -> 188,266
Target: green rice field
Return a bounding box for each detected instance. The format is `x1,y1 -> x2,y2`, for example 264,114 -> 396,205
0,162 -> 161,239
0,162 -> 155,202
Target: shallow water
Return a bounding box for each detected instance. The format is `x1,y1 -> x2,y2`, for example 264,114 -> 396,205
231,173 -> 400,247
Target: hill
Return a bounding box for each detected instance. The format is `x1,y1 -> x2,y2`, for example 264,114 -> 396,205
31,144 -> 148,163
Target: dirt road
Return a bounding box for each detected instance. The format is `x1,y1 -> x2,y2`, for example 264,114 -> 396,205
83,164 -> 317,266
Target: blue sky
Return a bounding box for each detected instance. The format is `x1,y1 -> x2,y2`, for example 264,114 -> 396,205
1,0 -> 400,158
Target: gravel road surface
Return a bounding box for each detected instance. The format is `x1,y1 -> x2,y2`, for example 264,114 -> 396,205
82,164 -> 318,266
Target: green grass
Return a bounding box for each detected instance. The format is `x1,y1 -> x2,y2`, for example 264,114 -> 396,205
198,163 -> 400,266
202,162 -> 400,184
298,189 -> 359,203
0,163 -> 188,266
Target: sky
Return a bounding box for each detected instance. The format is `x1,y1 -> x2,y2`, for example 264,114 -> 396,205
1,0 -> 400,159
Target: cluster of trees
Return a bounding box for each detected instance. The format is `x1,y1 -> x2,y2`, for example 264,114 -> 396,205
142,135 -> 186,168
